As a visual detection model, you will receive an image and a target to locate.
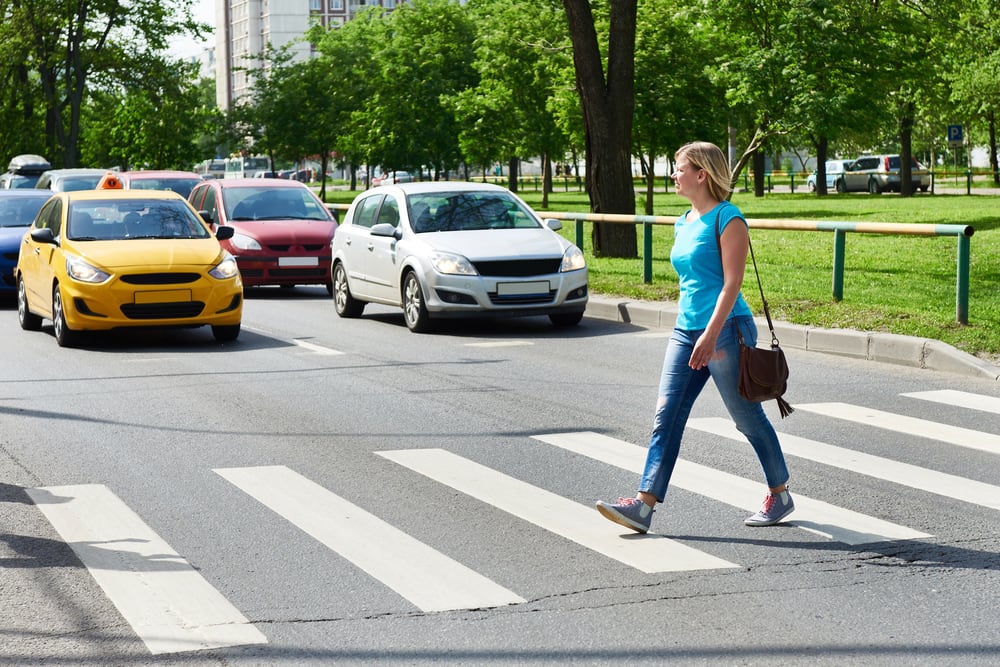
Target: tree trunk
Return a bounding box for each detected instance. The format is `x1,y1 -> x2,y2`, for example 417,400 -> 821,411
562,0 -> 637,258
899,100 -> 915,197
753,149 -> 766,197
989,112 -> 998,185
815,136 -> 829,196
541,153 -> 551,209
507,156 -> 519,192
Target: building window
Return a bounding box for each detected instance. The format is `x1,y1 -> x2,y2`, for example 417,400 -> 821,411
329,0 -> 343,9
310,0 -> 321,10
384,0 -> 395,7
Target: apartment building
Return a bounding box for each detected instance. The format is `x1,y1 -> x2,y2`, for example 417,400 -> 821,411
214,0 -> 404,111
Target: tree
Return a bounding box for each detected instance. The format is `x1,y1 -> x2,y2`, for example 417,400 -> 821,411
562,0 -> 638,258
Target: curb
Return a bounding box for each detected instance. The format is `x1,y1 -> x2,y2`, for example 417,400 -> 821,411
585,296 -> 1000,381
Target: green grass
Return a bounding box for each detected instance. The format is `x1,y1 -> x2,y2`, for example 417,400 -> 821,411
326,188 -> 1000,362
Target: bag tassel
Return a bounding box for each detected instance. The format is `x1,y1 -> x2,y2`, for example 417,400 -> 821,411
776,396 -> 794,419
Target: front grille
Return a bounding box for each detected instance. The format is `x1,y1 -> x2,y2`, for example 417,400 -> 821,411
488,290 -> 557,306
473,258 -> 561,277
267,244 -> 327,252
120,302 -> 205,319
121,273 -> 200,285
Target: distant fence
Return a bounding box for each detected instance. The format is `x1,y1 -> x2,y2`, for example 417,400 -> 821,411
543,212 -> 975,324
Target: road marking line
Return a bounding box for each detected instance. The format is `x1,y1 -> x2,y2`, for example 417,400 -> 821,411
378,449 -> 738,573
902,390 -> 1000,415
796,402 -> 1000,456
532,431 -> 930,545
26,484 -> 267,655
688,418 -> 1000,511
291,339 -> 344,355
214,465 -> 524,612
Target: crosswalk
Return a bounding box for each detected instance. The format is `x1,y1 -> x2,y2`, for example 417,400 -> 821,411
27,389 -> 1000,655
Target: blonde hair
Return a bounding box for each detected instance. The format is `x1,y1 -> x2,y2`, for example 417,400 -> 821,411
675,141 -> 733,202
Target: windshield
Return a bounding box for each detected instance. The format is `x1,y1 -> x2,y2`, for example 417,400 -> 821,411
407,192 -> 540,233
0,196 -> 48,227
128,178 -> 201,198
223,187 -> 333,222
66,199 -> 211,240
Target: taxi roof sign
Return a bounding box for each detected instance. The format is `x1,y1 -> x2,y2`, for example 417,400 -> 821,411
96,172 -> 123,190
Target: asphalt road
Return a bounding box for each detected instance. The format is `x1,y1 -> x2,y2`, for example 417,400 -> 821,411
2,287 -> 999,665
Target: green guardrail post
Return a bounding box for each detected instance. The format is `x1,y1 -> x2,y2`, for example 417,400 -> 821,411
966,169 -> 972,195
575,219 -> 584,252
832,229 -> 846,301
957,234 -> 970,324
643,221 -> 653,284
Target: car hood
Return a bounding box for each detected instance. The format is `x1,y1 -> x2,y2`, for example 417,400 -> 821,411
413,229 -> 571,260
227,220 -> 337,244
69,239 -> 226,270
0,226 -> 30,249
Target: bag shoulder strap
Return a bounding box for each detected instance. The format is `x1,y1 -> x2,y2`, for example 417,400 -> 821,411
714,201 -> 779,347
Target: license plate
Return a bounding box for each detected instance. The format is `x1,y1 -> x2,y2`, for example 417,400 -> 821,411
278,256 -> 319,267
497,281 -> 549,296
134,290 -> 191,304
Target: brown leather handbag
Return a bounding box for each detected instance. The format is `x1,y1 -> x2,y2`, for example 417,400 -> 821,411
715,206 -> 794,418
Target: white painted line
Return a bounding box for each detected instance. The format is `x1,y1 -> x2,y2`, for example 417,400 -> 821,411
689,418 -> 1000,511
292,339 -> 344,355
215,466 -> 524,612
532,431 -> 930,545
902,390 -> 1000,415
464,341 -> 534,348
26,484 -> 267,655
378,449 -> 738,574
796,402 -> 1000,456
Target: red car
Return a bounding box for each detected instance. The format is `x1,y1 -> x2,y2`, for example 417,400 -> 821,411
188,178 -> 338,293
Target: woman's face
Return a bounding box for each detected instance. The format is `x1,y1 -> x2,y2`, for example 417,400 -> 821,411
671,158 -> 702,198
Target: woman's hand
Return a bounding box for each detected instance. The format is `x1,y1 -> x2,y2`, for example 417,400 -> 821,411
689,331 -> 718,369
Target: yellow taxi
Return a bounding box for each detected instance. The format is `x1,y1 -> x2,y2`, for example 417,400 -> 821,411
15,173 -> 243,347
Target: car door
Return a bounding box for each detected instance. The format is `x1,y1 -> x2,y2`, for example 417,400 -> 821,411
337,193 -> 383,300
843,157 -> 878,192
20,197 -> 63,316
364,194 -> 402,303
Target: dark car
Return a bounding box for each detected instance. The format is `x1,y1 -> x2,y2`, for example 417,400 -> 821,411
0,190 -> 52,291
188,178 -> 338,293
34,168 -> 108,192
1,154 -> 53,190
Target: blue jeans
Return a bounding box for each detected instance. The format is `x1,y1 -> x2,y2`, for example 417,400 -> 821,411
639,315 -> 789,502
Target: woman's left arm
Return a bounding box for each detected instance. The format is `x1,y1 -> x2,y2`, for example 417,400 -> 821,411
689,217 -> 749,369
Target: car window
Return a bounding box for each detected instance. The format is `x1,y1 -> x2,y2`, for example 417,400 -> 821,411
0,197 -> 47,227
128,178 -> 200,198
853,158 -> 878,170
225,187 -> 331,221
407,192 -> 540,233
352,195 -> 383,229
375,196 -> 400,227
67,199 -> 210,240
35,198 -> 63,236
199,187 -> 218,221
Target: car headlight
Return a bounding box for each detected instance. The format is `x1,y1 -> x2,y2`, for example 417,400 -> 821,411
230,232 -> 261,251
560,246 -> 586,272
209,251 -> 240,280
431,252 -> 478,276
65,256 -> 110,283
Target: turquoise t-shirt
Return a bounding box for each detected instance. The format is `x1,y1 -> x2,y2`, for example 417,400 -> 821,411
669,201 -> 753,330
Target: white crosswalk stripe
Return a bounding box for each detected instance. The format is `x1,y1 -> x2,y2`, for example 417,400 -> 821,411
378,448 -> 739,573
901,389 -> 1000,414
26,484 -> 267,655
214,465 -> 525,612
687,418 -> 1000,511
795,402 -> 1000,456
531,431 -> 931,545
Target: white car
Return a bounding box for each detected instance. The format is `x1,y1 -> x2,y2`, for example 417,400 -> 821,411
331,182 -> 588,332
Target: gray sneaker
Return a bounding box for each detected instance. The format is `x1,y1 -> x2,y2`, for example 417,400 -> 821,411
596,497 -> 654,534
744,490 -> 795,526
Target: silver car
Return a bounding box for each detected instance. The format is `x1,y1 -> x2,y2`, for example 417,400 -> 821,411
331,182 -> 588,332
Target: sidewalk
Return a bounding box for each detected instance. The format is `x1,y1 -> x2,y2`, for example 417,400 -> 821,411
584,295 -> 1000,381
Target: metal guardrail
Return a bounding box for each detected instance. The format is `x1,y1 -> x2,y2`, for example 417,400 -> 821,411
543,212 -> 975,325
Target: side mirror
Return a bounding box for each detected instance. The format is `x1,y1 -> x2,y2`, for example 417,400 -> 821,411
544,218 -> 563,232
30,227 -> 57,245
215,225 -> 235,241
198,209 -> 213,225
370,222 -> 400,239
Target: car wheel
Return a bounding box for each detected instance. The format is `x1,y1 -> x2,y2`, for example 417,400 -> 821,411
212,324 -> 241,342
52,285 -> 79,347
835,179 -> 846,194
550,311 -> 584,327
17,277 -> 42,331
868,178 -> 882,195
332,262 -> 365,317
402,271 -> 432,333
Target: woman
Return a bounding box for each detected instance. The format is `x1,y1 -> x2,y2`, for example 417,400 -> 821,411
596,141 -> 793,534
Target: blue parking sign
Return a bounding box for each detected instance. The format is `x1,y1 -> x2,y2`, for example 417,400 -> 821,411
948,125 -> 963,144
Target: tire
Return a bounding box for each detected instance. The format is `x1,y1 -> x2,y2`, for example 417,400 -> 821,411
52,285 -> 79,347
212,324 -> 241,341
835,179 -> 846,194
402,271 -> 432,333
17,277 -> 42,331
332,262 -> 364,317
550,311 -> 584,327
